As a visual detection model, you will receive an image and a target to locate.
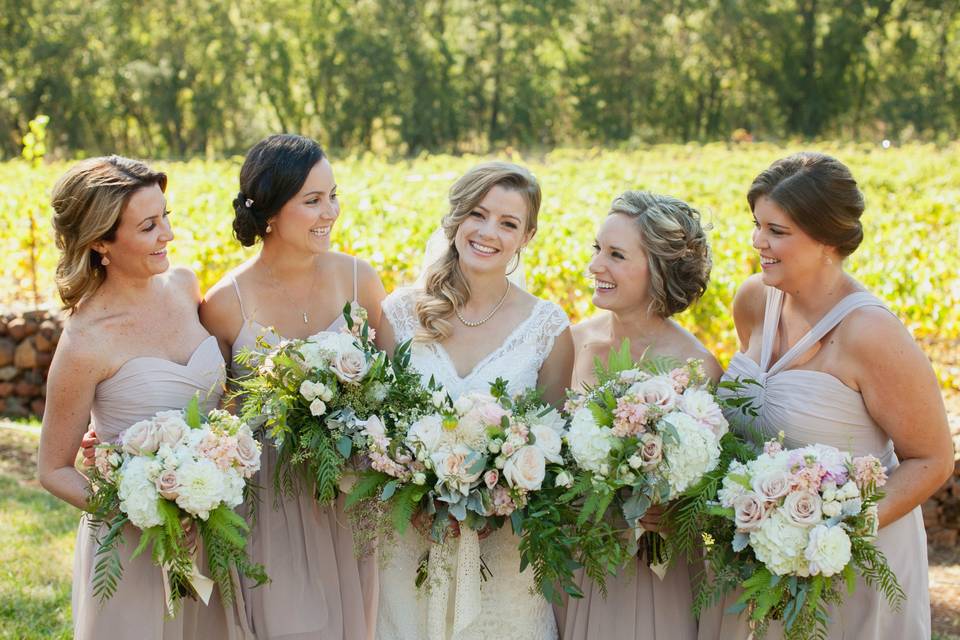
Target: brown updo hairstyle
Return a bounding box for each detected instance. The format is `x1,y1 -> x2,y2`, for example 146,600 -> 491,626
232,134 -> 326,246
609,191 -> 711,317
415,162 -> 541,342
747,152 -> 865,257
50,156 -> 167,313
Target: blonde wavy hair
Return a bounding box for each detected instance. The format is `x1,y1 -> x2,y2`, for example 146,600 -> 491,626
609,190 -> 712,317
415,162 -> 541,342
51,156 -> 167,313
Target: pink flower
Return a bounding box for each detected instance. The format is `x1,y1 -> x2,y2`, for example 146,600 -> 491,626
491,485 -> 516,516
733,492 -> 768,532
791,463 -> 826,493
612,398 -> 648,437
669,367 -> 690,392
852,455 -> 888,490
484,469 -> 499,489
477,401 -> 509,427
156,470 -> 181,500
763,440 -> 783,456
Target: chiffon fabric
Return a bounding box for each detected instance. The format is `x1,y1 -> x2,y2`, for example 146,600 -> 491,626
72,335 -> 250,640
229,259 -> 378,640
698,287 -> 930,639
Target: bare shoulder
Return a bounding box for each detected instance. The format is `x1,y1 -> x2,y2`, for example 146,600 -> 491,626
53,318 -> 112,381
668,321 -> 723,382
199,271 -> 244,339
166,266 -> 201,302
571,314 -> 606,350
837,304 -> 916,362
733,274 -> 766,323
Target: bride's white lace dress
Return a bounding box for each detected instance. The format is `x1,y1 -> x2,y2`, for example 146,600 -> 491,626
375,287 -> 569,640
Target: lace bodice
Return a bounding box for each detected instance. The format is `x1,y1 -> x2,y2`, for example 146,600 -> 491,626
376,287 -> 568,640
382,287 -> 569,398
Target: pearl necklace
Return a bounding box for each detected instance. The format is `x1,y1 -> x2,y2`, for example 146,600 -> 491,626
455,280 -> 510,327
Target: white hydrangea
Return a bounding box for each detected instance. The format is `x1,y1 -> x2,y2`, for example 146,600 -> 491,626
804,524 -> 852,576
677,387 -> 728,436
118,457 -> 163,528
174,458 -> 228,520
718,459 -> 751,507
566,408 -> 615,474
661,411 -> 722,494
750,510 -> 811,576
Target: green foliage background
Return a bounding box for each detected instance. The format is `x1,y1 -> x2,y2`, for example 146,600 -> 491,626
1,0 -> 959,158
3,142 -> 958,389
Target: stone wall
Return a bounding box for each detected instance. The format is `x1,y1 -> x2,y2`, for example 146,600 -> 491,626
0,308 -> 61,418
2,307 -> 960,540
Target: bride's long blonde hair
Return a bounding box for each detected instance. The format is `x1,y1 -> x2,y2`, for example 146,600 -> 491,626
415,162 -> 541,343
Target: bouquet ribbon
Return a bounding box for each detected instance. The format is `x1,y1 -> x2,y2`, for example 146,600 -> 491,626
634,522 -> 670,581
161,558 -> 214,617
426,528 -> 482,640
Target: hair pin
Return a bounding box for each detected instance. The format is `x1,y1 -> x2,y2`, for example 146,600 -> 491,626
245,198 -> 254,208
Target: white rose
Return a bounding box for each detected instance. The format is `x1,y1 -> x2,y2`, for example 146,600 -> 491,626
678,387 -> 728,436
406,414 -> 444,451
300,380 -> 320,401
626,375 -> 678,411
331,345 -> 369,384
432,445 -> 484,495
804,525 -> 852,576
494,456 -> 506,470
488,439 -> 502,454
122,419 -> 161,456
153,411 -> 189,447
503,445 -> 546,491
753,469 -> 792,503
530,424 -> 562,464
432,391 -> 447,408
555,470 -> 574,488
317,383 -> 334,402
733,492 -> 768,532
822,500 -> 842,518
528,407 -> 566,435
566,408 -> 615,474
782,491 -> 823,527
309,398 -> 327,416
235,429 -> 261,476
412,472 -> 427,485
453,396 -> 474,415
628,454 -> 643,469
840,480 -> 860,500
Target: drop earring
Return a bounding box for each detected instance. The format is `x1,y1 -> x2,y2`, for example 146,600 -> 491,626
101,254 -> 110,266
265,222 -> 273,233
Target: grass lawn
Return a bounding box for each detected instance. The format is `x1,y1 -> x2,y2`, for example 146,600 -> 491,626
2,420 -> 959,639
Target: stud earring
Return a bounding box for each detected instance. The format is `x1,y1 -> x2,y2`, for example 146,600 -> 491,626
265,223 -> 272,234
101,254 -> 110,266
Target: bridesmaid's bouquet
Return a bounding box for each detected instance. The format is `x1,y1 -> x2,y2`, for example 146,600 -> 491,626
699,438 -> 904,639
236,304 -> 430,504
85,397 -> 267,613
561,341 -> 731,573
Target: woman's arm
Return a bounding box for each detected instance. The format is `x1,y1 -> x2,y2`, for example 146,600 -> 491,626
37,332 -> 105,510
846,307 -> 953,528
537,327 -> 575,408
355,258 -> 387,336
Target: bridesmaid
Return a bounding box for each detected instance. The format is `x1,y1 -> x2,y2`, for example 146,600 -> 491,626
700,152 -> 951,638
559,191 -> 721,640
38,156 -> 245,639
200,134 -> 385,640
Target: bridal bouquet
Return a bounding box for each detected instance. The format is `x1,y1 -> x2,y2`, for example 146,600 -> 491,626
561,341 -> 730,572
85,398 -> 267,613
347,379 -> 573,636
236,303 -> 430,504
699,439 -> 904,639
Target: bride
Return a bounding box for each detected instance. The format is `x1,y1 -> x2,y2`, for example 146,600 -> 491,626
374,161 -> 574,639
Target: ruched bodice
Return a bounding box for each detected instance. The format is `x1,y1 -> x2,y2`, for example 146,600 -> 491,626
700,285 -> 930,640
72,334 -> 242,640
721,288 -> 897,464
91,335 -> 225,443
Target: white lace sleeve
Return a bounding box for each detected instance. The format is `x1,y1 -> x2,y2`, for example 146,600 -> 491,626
381,287 -> 421,345
528,300 -> 570,371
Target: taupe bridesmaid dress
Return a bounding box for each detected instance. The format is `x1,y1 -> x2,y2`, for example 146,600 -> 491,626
72,335 -> 250,640
229,259 -> 377,640
698,287 -> 930,639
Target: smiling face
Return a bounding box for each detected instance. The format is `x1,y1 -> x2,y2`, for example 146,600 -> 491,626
267,158 -> 339,254
95,184 -> 173,278
752,195 -> 835,290
588,213 -> 653,312
453,185 -> 534,276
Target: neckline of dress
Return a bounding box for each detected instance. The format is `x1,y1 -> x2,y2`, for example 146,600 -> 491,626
727,351 -> 861,396
102,335 -> 220,384
433,299 -> 547,381
242,314 -> 348,343
761,289 -> 876,376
